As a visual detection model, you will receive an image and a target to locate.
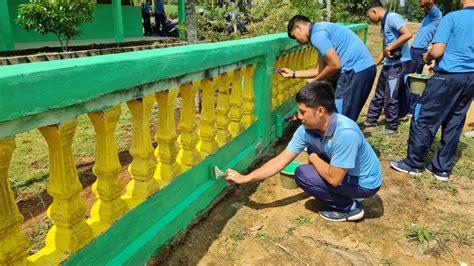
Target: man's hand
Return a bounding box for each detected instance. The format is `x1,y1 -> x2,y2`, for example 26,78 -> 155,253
423,52 -> 432,65
224,169 -> 247,185
278,68 -> 294,78
306,78 -> 316,84
383,49 -> 395,60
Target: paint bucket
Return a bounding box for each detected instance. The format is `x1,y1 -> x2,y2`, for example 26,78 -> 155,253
408,73 -> 430,95
280,161 -> 301,189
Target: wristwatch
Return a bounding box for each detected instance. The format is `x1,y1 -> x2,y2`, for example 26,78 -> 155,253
292,71 -> 296,78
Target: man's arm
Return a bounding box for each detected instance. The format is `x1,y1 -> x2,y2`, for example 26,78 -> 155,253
308,153 -> 347,187
225,149 -> 298,184
375,51 -> 384,66
423,42 -> 447,64
278,55 -> 325,79
307,48 -> 341,83
385,25 -> 412,53
279,68 -> 318,78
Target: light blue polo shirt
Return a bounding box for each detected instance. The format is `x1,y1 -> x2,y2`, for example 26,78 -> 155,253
412,5 -> 442,50
310,22 -> 375,73
286,113 -> 382,189
382,13 -> 411,65
433,7 -> 474,73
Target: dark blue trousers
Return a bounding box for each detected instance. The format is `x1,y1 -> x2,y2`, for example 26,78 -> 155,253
366,61 -> 411,130
335,66 -> 377,122
294,164 -> 379,211
407,47 -> 428,114
405,72 -> 474,172
293,144 -> 380,211
408,47 -> 427,74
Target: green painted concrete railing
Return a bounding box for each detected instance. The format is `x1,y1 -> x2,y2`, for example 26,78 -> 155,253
0,24 -> 368,265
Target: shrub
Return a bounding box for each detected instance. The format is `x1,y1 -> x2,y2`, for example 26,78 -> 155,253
17,0 -> 95,51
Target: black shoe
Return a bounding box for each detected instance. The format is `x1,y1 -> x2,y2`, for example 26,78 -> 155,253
389,160 -> 423,176
425,164 -> 449,182
319,201 -> 364,222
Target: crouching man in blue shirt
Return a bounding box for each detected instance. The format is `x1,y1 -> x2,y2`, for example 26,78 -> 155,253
225,82 -> 383,222
390,0 -> 474,181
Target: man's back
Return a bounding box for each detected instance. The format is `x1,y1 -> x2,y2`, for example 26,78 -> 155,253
310,22 -> 375,73
433,8 -> 474,73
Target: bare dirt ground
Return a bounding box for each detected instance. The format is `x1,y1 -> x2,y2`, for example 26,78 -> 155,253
148,24 -> 474,265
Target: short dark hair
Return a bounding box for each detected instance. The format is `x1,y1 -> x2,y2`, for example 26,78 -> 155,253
287,15 -> 311,39
295,81 -> 336,113
365,1 -> 384,12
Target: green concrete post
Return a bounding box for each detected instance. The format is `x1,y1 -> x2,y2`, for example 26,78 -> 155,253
0,0 -> 15,51
112,0 -> 125,42
177,0 -> 185,39
253,52 -> 277,149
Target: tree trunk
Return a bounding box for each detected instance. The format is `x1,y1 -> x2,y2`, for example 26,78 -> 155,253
186,0 -> 198,44
56,35 -> 65,52
325,0 -> 331,21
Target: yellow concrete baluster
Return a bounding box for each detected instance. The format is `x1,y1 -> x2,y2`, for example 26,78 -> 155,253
177,82 -> 201,171
30,120 -> 93,264
298,50 -> 306,88
292,51 -> 301,94
215,73 -> 232,147
287,52 -> 297,98
154,89 -> 181,186
275,57 -> 286,108
304,48 -> 311,69
293,51 -> 302,92
241,65 -> 256,128
196,79 -> 218,157
86,106 -> 128,235
0,139 -> 30,266
277,56 -> 286,106
283,54 -> 292,100
229,68 -> 244,137
122,95 -> 159,208
312,47 -> 319,68
271,58 -> 280,109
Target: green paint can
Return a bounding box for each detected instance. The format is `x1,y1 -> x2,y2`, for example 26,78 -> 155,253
280,161 -> 301,189
408,73 -> 431,95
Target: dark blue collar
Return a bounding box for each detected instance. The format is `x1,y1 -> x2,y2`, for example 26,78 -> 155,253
305,113 -> 338,138
381,12 -> 389,45
381,12 -> 389,33
465,6 -> 474,10
309,23 -> 315,37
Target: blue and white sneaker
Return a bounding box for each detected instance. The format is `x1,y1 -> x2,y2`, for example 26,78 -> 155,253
319,201 -> 364,222
425,164 -> 449,182
389,160 -> 423,176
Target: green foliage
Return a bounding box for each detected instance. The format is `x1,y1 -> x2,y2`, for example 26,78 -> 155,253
248,0 -> 324,37
16,0 -> 95,51
406,224 -> 433,243
291,215 -> 313,226
164,4 -> 178,19
165,4 -> 204,20
436,0 -> 461,14
401,1 -> 424,22
331,0 -> 371,23
255,233 -> 273,242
